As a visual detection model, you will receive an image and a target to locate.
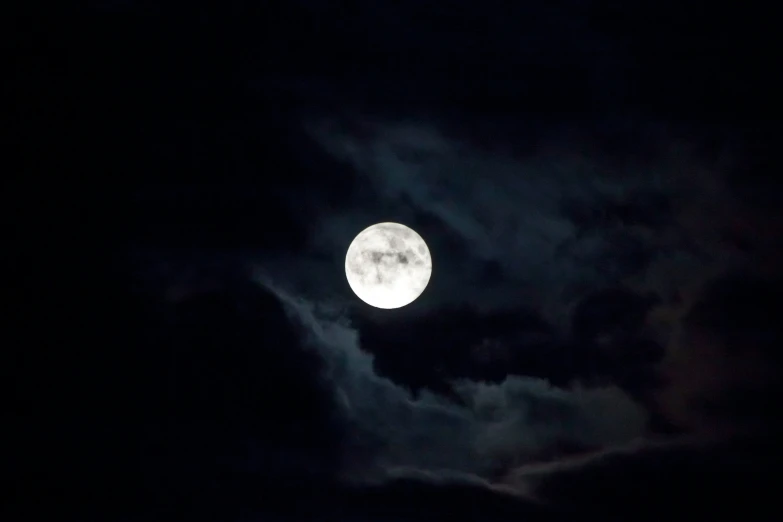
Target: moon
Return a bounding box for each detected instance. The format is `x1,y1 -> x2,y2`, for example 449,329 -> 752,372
345,222 -> 432,309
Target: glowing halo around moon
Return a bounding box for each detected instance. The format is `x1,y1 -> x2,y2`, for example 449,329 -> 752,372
345,222 -> 432,309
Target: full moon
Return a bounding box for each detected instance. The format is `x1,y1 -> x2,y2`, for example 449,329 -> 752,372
345,222 -> 432,309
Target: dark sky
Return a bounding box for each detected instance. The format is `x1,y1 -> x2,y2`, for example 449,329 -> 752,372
9,1 -> 783,521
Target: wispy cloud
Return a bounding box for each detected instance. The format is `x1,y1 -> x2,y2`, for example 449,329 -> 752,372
258,278 -> 648,480
298,116 -> 748,328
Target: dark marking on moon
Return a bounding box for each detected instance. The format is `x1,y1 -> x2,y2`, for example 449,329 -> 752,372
398,253 -> 408,264
418,245 -> 426,255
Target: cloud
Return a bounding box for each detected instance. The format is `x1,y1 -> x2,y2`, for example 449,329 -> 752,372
257,277 -> 648,480
243,113 -> 783,485
297,116 -> 752,330
244,115 -> 782,518
291,114 -> 783,429
654,272 -> 783,436
504,435 -> 781,520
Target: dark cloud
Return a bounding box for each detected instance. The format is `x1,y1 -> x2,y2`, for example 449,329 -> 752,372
655,273 -> 783,436
506,436 -> 782,521
297,117 -> 751,324
234,111 -> 781,484
259,279 -> 648,480
237,113 -> 783,521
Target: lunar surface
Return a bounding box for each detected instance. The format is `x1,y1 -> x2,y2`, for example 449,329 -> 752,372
345,222 -> 432,309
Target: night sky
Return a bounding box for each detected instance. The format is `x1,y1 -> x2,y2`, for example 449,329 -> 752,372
10,2 -> 783,521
